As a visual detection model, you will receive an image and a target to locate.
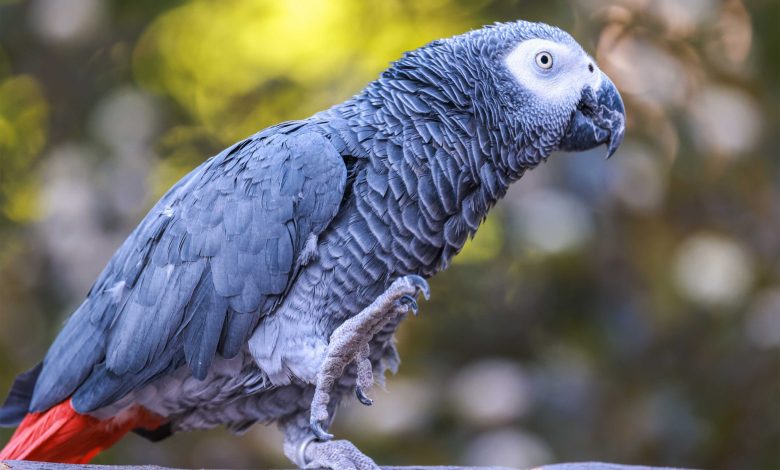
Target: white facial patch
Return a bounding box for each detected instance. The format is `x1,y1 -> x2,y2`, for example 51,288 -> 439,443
504,38 -> 602,108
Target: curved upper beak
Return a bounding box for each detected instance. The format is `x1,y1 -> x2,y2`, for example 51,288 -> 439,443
558,73 -> 626,159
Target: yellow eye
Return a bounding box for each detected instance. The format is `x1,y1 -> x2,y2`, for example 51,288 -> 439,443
535,51 -> 553,70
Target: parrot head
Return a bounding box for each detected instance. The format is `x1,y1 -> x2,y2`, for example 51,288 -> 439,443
501,26 -> 626,159
388,21 -> 626,163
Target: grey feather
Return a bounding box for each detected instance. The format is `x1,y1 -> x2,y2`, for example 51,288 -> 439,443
1,21 -> 626,452
29,130 -> 348,412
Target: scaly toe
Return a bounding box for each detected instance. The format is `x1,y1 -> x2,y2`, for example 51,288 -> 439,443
304,439 -> 380,470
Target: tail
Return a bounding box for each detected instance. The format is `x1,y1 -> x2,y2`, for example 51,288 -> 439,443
0,400 -> 163,464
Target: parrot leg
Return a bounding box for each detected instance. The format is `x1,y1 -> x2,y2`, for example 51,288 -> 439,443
283,410 -> 381,470
309,274 -> 429,440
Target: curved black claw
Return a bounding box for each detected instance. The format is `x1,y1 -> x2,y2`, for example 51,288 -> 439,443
406,275 -> 430,300
398,295 -> 418,315
310,419 -> 334,441
355,386 -> 373,406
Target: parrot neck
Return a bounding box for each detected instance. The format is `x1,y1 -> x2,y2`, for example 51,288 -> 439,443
352,49 -> 553,181
319,73 -> 550,273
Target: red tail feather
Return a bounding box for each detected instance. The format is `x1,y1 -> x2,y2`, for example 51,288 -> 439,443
0,399 -> 163,464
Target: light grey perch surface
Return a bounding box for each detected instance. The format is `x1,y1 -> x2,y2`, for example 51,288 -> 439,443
0,461 -> 698,470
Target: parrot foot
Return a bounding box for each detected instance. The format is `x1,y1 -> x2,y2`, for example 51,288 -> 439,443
299,438 -> 380,470
354,343 -> 373,406
309,275 -> 429,440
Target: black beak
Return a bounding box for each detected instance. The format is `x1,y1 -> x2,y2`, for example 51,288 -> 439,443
558,73 -> 626,158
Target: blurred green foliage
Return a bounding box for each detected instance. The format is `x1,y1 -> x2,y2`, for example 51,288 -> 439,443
0,64 -> 47,222
0,1 -> 778,469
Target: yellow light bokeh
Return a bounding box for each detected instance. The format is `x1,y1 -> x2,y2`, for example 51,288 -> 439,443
132,0 -> 473,144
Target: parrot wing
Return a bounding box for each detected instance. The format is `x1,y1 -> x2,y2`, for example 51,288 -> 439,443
27,123 -> 348,414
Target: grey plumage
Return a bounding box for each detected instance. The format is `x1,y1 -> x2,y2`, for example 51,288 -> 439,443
32,129 -> 348,412
1,19 -> 624,470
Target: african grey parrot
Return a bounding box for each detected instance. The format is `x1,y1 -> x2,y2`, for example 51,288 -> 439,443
0,20 -> 624,469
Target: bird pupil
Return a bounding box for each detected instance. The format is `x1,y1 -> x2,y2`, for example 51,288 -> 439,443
541,55 -> 548,64
588,63 -> 594,73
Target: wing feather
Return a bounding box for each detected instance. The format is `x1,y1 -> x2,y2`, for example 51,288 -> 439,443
30,127 -> 348,413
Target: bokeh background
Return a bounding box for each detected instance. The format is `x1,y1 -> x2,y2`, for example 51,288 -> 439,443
0,0 -> 778,468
